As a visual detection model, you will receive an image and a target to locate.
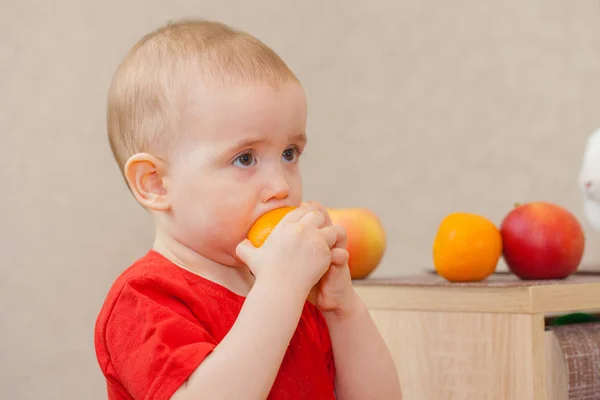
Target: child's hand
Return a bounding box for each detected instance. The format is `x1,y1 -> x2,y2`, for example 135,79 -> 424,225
236,204 -> 337,299
302,203 -> 357,316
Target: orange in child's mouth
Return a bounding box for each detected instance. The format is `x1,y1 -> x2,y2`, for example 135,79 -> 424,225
247,206 -> 297,247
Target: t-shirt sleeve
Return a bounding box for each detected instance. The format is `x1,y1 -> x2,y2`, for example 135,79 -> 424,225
103,277 -> 216,400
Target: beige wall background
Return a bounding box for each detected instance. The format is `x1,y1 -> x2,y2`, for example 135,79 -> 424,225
3,0 -> 600,398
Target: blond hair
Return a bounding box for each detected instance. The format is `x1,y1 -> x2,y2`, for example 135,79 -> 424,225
107,19 -> 299,177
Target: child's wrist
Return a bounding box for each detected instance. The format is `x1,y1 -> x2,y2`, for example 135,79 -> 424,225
322,289 -> 363,322
253,274 -> 311,305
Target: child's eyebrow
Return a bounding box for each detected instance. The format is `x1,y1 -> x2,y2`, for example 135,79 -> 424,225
226,132 -> 307,153
291,132 -> 307,146
228,137 -> 265,152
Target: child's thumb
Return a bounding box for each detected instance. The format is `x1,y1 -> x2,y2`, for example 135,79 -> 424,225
235,239 -> 256,266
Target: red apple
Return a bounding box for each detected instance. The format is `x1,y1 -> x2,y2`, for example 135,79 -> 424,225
500,201 -> 585,280
328,208 -> 386,279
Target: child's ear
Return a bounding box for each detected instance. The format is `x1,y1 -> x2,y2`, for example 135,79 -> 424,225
124,153 -> 171,211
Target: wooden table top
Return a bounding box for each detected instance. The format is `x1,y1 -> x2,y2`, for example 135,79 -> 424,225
353,270 -> 600,288
352,271 -> 600,314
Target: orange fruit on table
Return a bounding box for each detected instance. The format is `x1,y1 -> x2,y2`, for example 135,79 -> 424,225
247,206 -> 297,247
433,212 -> 502,282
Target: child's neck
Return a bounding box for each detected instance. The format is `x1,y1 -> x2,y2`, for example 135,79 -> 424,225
152,229 -> 255,297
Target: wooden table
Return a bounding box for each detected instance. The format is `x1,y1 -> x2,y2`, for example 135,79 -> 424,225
353,272 -> 600,400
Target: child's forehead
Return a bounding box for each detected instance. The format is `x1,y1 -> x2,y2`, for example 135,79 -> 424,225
180,81 -> 307,139
184,79 -> 306,109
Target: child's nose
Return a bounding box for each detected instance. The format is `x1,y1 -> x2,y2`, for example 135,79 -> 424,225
261,173 -> 289,202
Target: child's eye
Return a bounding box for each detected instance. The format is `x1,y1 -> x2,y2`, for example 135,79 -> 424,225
233,152 -> 256,167
282,147 -> 300,163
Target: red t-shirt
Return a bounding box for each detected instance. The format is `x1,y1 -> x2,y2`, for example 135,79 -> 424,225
94,250 -> 336,400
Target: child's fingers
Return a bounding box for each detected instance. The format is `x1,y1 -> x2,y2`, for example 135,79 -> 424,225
235,239 -> 257,272
331,248 -> 349,266
332,224 -> 347,249
319,225 -> 338,249
298,210 -> 326,229
302,201 -> 332,226
279,203 -> 319,223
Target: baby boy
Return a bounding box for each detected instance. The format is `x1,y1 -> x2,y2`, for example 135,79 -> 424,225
94,19 -> 402,400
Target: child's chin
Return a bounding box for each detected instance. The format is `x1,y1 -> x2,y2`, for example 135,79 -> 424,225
231,261 -> 247,268
222,251 -> 247,268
